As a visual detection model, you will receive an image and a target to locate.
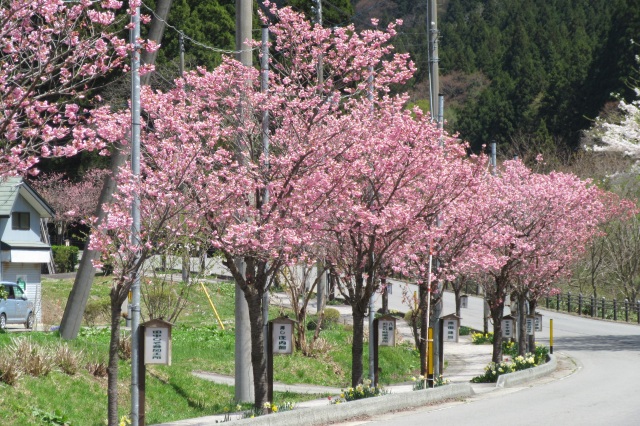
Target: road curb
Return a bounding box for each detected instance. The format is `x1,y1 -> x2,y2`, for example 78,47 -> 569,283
496,354 -> 557,388
154,383 -> 473,426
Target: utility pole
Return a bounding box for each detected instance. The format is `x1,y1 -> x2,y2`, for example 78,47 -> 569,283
235,0 -> 253,403
428,0 -> 440,121
260,23 -> 270,363
179,33 -> 185,78
432,94 -> 445,378
130,4 -> 142,425
312,0 -> 327,316
367,67 -> 376,384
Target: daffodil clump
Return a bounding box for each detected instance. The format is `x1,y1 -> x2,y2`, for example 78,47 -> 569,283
332,379 -> 387,403
472,351 -> 541,383
471,332 -> 494,344
411,374 -> 427,391
411,374 -> 450,390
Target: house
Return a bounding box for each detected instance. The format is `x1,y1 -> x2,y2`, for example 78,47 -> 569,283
0,177 -> 54,325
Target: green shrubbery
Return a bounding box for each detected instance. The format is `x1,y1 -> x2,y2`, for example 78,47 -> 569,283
323,308 -> 341,325
51,245 -> 79,273
83,298 -> 111,326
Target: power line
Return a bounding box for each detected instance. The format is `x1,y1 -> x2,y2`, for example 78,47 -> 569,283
140,1 -> 258,55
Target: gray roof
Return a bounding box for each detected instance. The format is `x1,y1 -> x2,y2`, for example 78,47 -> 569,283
0,176 -> 54,218
1,240 -> 51,250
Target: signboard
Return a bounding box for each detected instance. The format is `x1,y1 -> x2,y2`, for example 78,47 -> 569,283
526,316 -> 535,336
444,319 -> 458,342
143,320 -> 172,365
441,314 -> 461,343
460,295 -> 469,309
272,321 -> 293,354
534,313 -> 543,332
378,318 -> 396,347
501,315 -> 515,339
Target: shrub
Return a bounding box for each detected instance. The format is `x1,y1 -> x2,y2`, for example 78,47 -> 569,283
51,245 -> 79,273
459,325 -> 473,336
323,308 -> 341,325
306,318 -> 319,331
83,298 -> 111,326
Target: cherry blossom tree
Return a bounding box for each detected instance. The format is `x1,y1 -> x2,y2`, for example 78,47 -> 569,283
30,169 -> 107,243
85,100 -> 215,424
473,160 -> 630,361
185,5 -> 418,403
322,98 -> 485,386
589,89 -> 640,158
0,0 -> 135,176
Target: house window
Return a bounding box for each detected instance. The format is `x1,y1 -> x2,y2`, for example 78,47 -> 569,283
11,212 -> 30,230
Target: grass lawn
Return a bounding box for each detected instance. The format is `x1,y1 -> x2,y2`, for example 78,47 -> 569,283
0,276 -> 420,425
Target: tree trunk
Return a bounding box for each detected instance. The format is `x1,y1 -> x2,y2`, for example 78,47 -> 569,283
431,296 -> 443,377
528,299 -> 537,353
381,278 -> 388,314
454,285 -> 462,317
419,285 -> 428,375
60,143 -> 127,340
59,0 -> 174,341
351,308 -> 366,387
245,287 -> 268,408
517,292 -> 527,356
490,302 -> 505,363
107,288 -> 126,426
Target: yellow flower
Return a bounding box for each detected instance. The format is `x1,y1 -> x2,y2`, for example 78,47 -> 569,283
272,405 -> 279,413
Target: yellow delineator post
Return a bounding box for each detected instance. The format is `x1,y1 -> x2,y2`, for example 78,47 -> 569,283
549,319 -> 553,354
427,327 -> 434,388
201,283 -> 225,330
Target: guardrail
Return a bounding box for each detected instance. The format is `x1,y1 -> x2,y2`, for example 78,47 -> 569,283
544,293 -> 640,324
460,282 -> 640,324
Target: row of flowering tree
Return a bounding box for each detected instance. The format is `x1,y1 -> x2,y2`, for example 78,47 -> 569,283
6,2 -> 634,417
87,4 -> 635,409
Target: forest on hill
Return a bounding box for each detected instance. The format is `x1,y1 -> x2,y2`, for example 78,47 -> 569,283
355,0 -> 640,155
38,0 -> 640,177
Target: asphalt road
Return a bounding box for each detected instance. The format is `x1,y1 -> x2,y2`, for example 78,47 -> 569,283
352,282 -> 640,426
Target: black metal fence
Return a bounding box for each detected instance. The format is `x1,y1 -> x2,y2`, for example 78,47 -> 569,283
545,293 -> 640,324
460,282 -> 640,324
